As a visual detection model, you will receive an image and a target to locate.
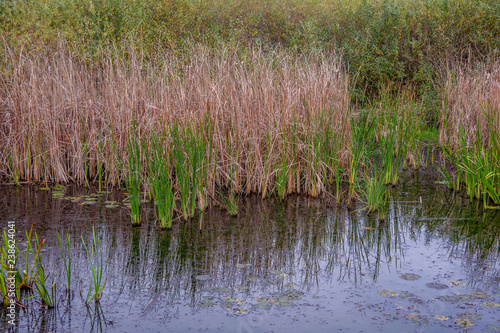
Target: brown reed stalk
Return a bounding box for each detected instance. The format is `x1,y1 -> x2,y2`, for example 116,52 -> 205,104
0,41 -> 350,201
440,62 -> 500,150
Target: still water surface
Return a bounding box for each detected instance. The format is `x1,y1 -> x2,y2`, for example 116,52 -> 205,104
1,171 -> 499,332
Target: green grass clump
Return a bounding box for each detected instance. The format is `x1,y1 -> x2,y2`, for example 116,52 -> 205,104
125,123 -> 142,226
81,226 -> 107,304
147,132 -> 175,229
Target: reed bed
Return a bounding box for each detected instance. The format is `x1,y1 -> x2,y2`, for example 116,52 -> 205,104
0,42 -> 351,204
439,63 -> 500,206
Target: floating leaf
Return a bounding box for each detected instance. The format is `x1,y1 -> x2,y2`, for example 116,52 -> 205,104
454,318 -> 474,328
225,296 -> 238,303
471,291 -> 492,299
195,275 -> 211,281
252,303 -> 271,310
236,286 -> 249,291
198,299 -> 216,308
256,297 -> 273,304
378,289 -> 400,297
399,291 -> 415,299
105,205 -> 119,208
450,280 -> 466,286
104,200 -> 117,204
275,299 -> 293,307
435,315 -> 449,321
408,297 -> 425,304
486,325 -> 500,332
82,201 -> 97,205
482,301 -> 500,308
437,295 -> 461,303
285,290 -> 304,300
426,283 -> 449,290
401,273 -> 421,281
457,312 -> 482,321
404,313 -> 424,323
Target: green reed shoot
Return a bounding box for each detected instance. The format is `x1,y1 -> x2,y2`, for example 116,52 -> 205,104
361,173 -> 387,215
147,132 -> 175,229
81,226 -> 107,303
276,151 -> 288,200
126,122 -> 142,226
172,125 -> 191,220
97,139 -> 103,193
186,128 -> 207,217
218,189 -> 239,216
57,231 -> 71,291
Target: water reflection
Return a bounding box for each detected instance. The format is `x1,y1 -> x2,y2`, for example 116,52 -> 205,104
0,172 -> 499,331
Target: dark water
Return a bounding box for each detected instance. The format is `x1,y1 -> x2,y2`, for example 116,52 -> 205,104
1,171 -> 500,332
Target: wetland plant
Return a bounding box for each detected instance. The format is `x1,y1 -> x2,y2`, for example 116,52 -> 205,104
81,226 -> 106,303
361,173 -> 387,215
57,231 -> 71,291
147,132 -> 175,229
172,125 -> 191,221
125,124 -> 142,226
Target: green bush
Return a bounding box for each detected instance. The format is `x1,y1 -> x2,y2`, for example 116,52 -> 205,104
1,0 -> 499,102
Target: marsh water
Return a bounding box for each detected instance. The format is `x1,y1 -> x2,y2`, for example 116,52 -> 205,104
1,171 -> 500,333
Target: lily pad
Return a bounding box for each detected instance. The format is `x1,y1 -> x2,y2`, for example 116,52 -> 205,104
195,275 -> 211,281
104,200 -> 117,204
252,303 -> 271,310
437,295 -> 461,303
435,315 -> 449,321
256,297 -> 273,304
82,201 -> 97,205
399,291 -> 415,299
426,283 -> 449,290
457,312 -> 482,321
486,325 -> 500,332
454,318 -> 474,328
408,297 -> 425,304
198,299 -> 216,308
210,287 -> 233,293
471,291 -> 492,299
404,314 -> 425,323
105,205 -> 119,208
236,286 -> 249,291
401,273 -> 421,281
285,290 -> 305,300
275,300 -> 294,307
482,301 -> 500,308
378,289 -> 400,297
450,280 -> 466,286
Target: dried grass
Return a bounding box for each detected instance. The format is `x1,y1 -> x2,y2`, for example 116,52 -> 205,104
0,41 -> 351,198
440,62 -> 500,149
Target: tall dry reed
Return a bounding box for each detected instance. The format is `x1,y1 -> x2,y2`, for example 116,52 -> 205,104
0,41 -> 350,200
440,63 -> 500,149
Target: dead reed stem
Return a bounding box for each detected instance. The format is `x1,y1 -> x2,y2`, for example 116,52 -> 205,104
0,41 -> 350,198
440,62 -> 500,149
